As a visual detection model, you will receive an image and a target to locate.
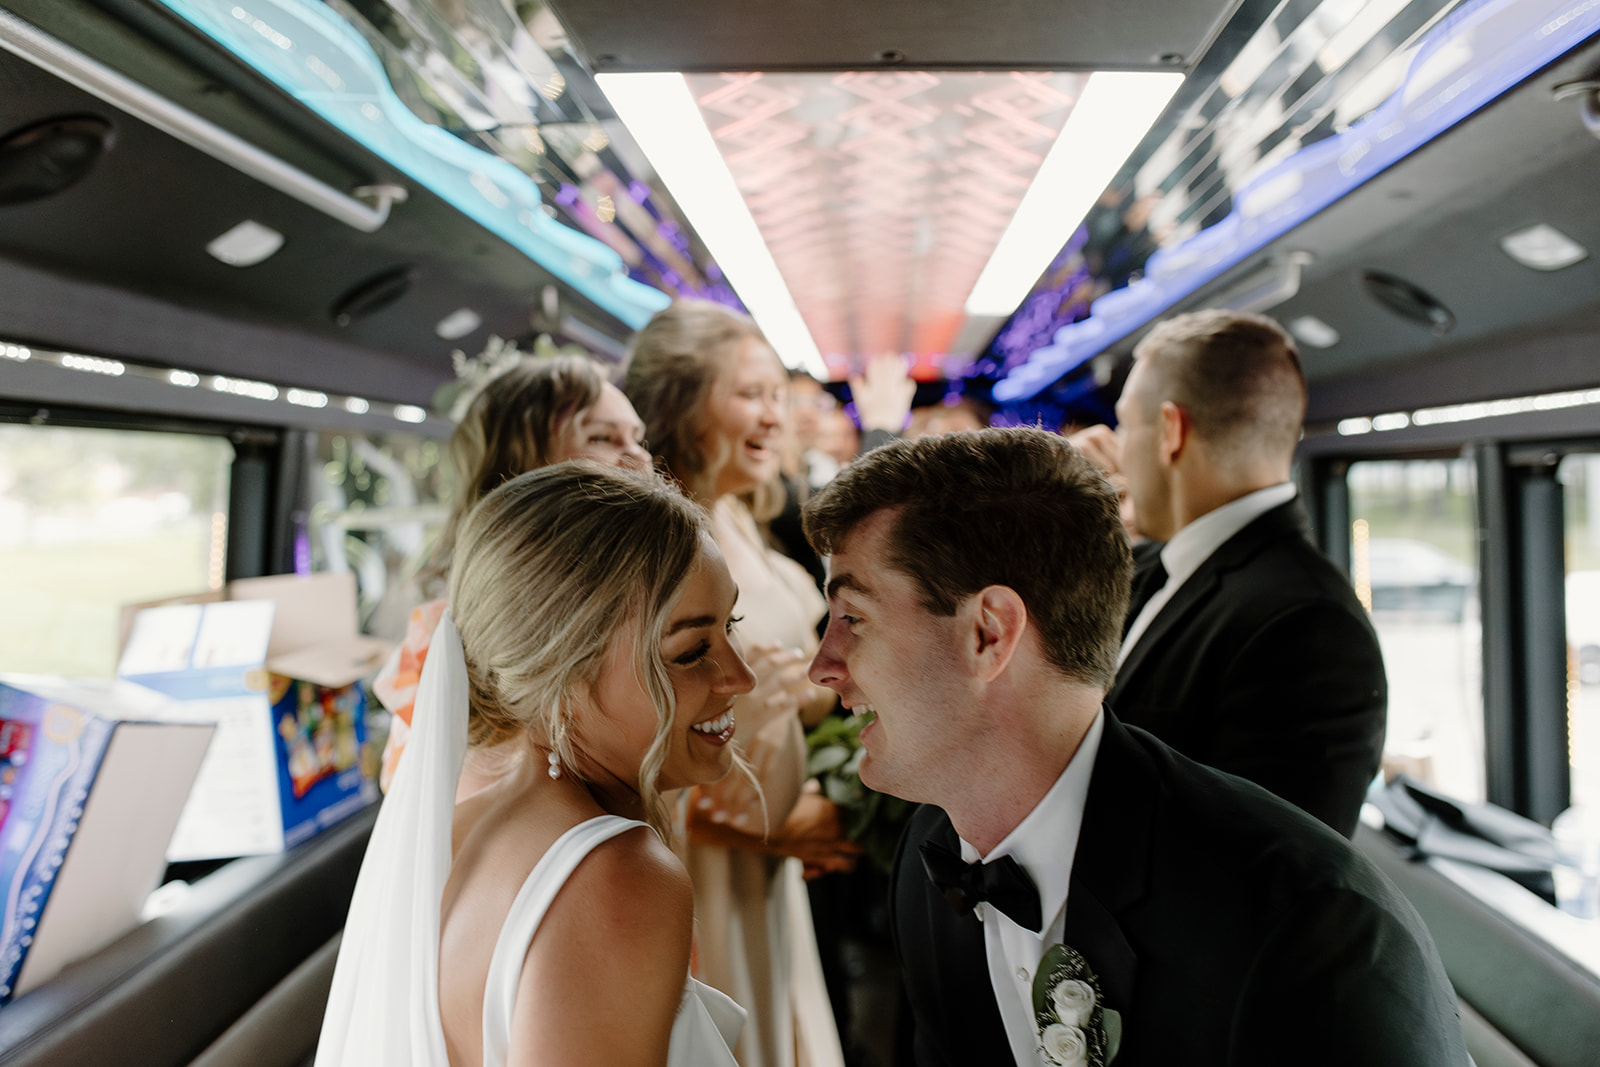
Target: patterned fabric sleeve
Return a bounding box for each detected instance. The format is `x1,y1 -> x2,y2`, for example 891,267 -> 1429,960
373,598 -> 448,792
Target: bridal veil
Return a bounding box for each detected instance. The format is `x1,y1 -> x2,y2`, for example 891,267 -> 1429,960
315,613 -> 468,1066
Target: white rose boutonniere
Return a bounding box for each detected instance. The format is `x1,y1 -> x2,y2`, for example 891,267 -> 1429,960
1050,978 -> 1096,1028
1031,944 -> 1122,1066
1039,1022 -> 1089,1067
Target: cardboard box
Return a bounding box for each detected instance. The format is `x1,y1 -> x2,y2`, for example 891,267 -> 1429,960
118,572 -> 387,860
0,677 -> 213,1003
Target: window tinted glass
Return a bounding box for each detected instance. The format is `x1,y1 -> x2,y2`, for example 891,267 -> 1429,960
1560,453 -> 1600,808
1349,458 -> 1484,801
0,424 -> 233,677
306,430 -> 451,640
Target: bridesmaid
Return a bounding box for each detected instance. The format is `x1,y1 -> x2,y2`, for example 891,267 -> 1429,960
625,300 -> 854,1067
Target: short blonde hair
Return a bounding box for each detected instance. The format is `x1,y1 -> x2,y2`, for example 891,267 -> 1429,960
1132,310 -> 1307,465
623,300 -> 767,503
448,462 -> 707,839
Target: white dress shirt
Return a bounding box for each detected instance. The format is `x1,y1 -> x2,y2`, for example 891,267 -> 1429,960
957,710 -> 1104,1066
1118,482 -> 1299,667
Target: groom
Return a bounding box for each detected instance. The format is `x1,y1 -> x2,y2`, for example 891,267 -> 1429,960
803,428 -> 1468,1067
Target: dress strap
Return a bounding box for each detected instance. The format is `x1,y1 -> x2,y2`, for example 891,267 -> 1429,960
480,814 -> 650,1067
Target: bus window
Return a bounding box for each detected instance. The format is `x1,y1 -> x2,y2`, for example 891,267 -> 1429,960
1348,458 -> 1484,802
0,424 -> 233,678
1560,453 -> 1600,808
305,430 -> 450,641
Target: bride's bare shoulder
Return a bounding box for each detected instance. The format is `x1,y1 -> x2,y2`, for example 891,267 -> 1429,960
550,824 -> 693,946
506,826 -> 693,1065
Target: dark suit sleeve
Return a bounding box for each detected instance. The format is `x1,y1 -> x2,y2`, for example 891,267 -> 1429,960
1230,886 -> 1469,1066
859,427 -> 900,454
1206,600 -> 1386,838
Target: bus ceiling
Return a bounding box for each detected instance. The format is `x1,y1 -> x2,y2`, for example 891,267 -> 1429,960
1,0 -> 1599,431
542,0 -> 1234,73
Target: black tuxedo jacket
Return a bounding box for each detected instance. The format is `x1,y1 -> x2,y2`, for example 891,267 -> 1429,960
1107,500 -> 1386,838
891,713 -> 1468,1067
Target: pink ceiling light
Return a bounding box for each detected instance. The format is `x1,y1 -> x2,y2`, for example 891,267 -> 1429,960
685,70 -> 1088,378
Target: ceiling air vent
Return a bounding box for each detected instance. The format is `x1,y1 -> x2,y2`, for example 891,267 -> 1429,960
1360,270 -> 1455,335
0,115 -> 114,205
331,267 -> 417,326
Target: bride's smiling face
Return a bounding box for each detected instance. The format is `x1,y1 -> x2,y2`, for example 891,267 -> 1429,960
582,535 -> 755,792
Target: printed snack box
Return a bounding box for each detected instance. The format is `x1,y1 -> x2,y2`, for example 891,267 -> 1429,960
119,572 -> 386,860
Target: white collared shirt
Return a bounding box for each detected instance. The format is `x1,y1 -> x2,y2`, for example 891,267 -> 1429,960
958,710 -> 1104,1066
1118,482 -> 1298,667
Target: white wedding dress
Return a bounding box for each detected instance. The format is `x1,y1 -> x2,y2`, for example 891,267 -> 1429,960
315,613 -> 743,1066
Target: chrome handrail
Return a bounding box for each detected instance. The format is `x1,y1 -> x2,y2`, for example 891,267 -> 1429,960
0,7 -> 404,233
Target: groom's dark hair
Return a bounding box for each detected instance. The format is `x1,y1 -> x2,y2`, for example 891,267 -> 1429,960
803,427 -> 1132,689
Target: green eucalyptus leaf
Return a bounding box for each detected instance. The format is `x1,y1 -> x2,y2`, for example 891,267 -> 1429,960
843,746 -> 865,776
823,776 -> 857,806
1032,943 -> 1071,1019
807,718 -> 849,745
808,746 -> 851,775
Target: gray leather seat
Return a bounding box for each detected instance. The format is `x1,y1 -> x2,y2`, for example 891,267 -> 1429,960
1356,823 -> 1600,1067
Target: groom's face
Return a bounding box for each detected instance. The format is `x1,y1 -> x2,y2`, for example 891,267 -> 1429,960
809,508 -> 976,803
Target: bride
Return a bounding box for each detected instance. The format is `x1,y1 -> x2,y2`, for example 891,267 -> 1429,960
317,462 -> 756,1066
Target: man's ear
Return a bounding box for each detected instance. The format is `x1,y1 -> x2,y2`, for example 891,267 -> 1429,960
1158,400 -> 1190,466
968,585 -> 1028,682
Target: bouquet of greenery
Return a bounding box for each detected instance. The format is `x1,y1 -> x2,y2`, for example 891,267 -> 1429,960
805,712 -> 915,874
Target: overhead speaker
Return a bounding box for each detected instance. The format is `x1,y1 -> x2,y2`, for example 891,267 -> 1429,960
1360,270 -> 1455,335
331,266 -> 417,326
0,115 -> 114,205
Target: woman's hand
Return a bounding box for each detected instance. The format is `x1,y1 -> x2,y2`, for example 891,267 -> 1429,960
687,782 -> 862,877
1067,424 -> 1120,475
849,352 -> 916,434
1068,425 -> 1142,539
733,643 -> 813,736
770,789 -> 863,878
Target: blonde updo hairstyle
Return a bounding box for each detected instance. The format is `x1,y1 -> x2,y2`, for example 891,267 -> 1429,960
425,355 -> 608,590
447,462 -> 708,839
623,300 -> 769,503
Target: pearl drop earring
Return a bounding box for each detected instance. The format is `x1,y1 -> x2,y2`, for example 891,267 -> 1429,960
547,750 -> 561,780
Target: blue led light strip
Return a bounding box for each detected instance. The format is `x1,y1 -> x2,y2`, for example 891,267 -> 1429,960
156,0 -> 669,329
995,0 -> 1600,402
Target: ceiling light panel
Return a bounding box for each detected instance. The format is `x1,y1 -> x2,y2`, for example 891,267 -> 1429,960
435,307 -> 483,339
607,69 -> 1180,377
682,70 -> 1109,373
1498,223 -> 1589,271
966,72 -> 1182,319
1288,314 -> 1341,348
206,220 -> 285,266
598,71 -> 824,377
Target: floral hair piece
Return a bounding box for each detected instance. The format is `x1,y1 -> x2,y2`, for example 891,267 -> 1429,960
433,334 -> 604,423
442,335 -> 525,423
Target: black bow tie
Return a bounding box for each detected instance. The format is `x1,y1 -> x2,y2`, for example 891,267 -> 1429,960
920,841 -> 1043,932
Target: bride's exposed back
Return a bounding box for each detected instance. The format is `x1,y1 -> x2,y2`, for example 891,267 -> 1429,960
316,463 -> 755,1067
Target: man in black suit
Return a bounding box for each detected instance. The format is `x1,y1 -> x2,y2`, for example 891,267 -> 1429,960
803,428 -> 1466,1067
1082,310 -> 1385,839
